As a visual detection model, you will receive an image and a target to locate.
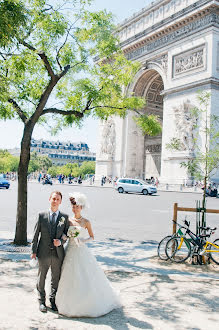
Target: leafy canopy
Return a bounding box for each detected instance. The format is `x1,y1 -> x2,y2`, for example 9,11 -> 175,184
0,0 -> 160,136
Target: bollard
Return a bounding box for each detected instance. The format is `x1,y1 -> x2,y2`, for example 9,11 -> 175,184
180,184 -> 183,191
166,183 -> 169,190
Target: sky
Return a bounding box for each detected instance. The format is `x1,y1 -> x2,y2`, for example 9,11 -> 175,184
0,0 -> 152,152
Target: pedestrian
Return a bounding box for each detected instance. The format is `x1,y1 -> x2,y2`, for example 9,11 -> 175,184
101,176 -> 105,186
38,172 -> 42,183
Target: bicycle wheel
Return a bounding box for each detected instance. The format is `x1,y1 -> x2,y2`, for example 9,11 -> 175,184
166,236 -> 191,263
157,235 -> 172,260
209,239 -> 219,265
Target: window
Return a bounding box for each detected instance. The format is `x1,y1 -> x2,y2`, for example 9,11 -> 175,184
132,180 -> 141,185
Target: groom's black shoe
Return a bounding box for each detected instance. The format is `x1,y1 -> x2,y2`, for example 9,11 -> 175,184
39,303 -> 47,313
50,300 -> 58,312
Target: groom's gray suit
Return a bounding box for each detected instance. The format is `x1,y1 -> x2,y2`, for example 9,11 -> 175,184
31,211 -> 69,304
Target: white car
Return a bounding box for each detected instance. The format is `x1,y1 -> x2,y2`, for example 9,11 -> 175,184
115,178 -> 157,195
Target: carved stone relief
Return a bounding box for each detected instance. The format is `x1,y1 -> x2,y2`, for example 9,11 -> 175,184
100,119 -> 116,157
149,54 -> 168,73
146,144 -> 162,153
172,100 -> 197,152
126,14 -> 218,61
173,45 -> 205,77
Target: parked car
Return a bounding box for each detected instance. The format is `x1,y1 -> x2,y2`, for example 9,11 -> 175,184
115,178 -> 157,195
0,175 -> 10,189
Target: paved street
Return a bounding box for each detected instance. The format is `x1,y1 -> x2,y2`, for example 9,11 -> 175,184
1,181 -> 219,242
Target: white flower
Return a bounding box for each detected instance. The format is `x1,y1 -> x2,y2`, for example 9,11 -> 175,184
67,226 -> 81,238
58,217 -> 65,227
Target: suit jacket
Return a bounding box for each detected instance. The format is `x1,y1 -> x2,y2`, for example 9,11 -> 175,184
31,211 -> 69,261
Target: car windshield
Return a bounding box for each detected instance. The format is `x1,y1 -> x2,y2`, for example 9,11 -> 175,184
138,180 -> 148,185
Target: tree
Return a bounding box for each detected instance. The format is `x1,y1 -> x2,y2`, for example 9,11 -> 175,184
0,0 -> 27,47
166,91 -> 219,226
79,161 -> 95,178
0,149 -> 19,172
0,0 -> 161,245
28,151 -> 52,173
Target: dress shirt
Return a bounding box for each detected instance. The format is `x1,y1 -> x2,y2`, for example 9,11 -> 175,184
49,209 -> 59,223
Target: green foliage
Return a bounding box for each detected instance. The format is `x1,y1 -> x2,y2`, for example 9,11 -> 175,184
47,161 -> 95,178
0,149 -> 19,172
166,138 -> 183,151
133,114 -> 162,136
0,0 -> 159,136
79,161 -> 95,178
0,0 -> 27,47
28,151 -> 52,173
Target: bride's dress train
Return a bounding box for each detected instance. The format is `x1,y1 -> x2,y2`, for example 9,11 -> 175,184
56,227 -> 121,317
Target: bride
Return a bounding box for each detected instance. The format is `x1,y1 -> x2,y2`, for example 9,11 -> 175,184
55,192 -> 121,317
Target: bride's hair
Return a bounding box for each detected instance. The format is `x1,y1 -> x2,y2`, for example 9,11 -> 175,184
69,192 -> 89,209
69,197 -> 77,205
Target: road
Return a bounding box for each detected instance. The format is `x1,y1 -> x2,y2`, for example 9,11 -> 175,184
1,181 -> 219,243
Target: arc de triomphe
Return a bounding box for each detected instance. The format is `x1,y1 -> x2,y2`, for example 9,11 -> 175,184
95,0 -> 219,184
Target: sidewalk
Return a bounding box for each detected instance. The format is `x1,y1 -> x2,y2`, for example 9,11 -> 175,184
1,232 -> 219,329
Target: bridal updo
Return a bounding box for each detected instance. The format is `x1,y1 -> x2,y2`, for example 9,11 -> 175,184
69,192 -> 89,209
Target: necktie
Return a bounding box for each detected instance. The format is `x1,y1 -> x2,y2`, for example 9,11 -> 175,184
51,213 -> 56,240
51,212 -> 56,224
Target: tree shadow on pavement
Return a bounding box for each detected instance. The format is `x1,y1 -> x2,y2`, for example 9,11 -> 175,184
58,307 -> 153,330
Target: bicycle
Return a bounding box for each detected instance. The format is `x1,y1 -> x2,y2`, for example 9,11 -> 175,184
165,221 -> 219,264
157,225 -> 187,260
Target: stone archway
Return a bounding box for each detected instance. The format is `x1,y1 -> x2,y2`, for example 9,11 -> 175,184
133,69 -> 164,179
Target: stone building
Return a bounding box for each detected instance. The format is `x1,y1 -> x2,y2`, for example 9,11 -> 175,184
30,139 -> 96,166
95,0 -> 219,184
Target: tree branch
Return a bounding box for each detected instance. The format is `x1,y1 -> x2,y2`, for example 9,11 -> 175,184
8,99 -> 27,123
40,107 -> 84,118
19,40 -> 55,79
58,64 -> 71,79
56,25 -> 73,71
89,105 -> 128,111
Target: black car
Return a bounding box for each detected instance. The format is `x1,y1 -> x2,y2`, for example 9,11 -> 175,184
0,175 -> 10,189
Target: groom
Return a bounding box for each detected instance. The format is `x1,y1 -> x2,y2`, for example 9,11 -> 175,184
31,191 -> 69,313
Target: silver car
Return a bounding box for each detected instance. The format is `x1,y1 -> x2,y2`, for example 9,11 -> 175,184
115,178 -> 157,195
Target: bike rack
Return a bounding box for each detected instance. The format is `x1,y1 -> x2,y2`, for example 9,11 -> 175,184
173,203 -> 219,235
173,203 -> 219,264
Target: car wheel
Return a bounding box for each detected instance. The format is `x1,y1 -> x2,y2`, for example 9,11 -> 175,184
6,187 -> 9,189
142,189 -> 148,195
118,187 -> 124,193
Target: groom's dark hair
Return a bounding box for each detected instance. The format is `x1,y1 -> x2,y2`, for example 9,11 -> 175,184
50,191 -> 62,200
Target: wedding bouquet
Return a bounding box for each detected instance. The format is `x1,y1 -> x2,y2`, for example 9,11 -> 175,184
67,226 -> 81,238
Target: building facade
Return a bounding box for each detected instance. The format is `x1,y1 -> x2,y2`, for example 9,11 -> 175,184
95,0 -> 219,184
30,139 -> 96,165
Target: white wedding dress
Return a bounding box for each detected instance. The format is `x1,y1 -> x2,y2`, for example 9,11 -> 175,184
56,226 -> 122,317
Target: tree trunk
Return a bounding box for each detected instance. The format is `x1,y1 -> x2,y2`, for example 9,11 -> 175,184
14,124 -> 33,245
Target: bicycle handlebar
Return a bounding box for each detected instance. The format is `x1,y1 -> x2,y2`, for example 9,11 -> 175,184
173,220 -> 217,232
199,226 -> 217,231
